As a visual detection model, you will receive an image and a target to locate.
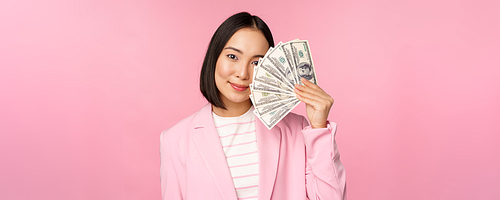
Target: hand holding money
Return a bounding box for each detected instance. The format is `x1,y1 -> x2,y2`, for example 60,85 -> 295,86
250,39 -> 328,130
294,78 -> 334,129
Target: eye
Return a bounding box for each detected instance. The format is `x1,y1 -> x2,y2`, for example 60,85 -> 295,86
251,60 -> 259,66
227,54 -> 237,60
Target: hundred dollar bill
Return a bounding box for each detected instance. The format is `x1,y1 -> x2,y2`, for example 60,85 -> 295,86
281,42 -> 300,85
250,91 -> 295,108
256,47 -> 273,75
253,63 -> 294,91
251,80 -> 294,95
287,40 -> 317,85
258,52 -> 294,89
254,98 -> 297,116
267,43 -> 297,87
254,99 -> 301,130
249,84 -> 256,106
252,47 -> 273,77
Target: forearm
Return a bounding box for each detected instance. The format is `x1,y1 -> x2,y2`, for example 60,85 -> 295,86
303,122 -> 346,200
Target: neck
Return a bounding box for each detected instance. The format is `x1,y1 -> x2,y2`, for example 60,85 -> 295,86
212,100 -> 252,117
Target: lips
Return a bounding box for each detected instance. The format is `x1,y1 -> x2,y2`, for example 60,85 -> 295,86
230,82 -> 248,91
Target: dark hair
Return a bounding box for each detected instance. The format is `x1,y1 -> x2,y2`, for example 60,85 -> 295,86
200,12 -> 275,110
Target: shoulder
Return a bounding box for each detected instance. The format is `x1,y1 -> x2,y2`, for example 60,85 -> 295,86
162,113 -> 196,136
160,105 -> 205,145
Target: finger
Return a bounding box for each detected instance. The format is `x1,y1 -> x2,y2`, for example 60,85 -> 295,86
295,78 -> 334,105
295,86 -> 334,106
300,82 -> 323,94
294,87 -> 329,103
296,79 -> 327,95
301,77 -> 320,89
296,92 -> 322,106
295,86 -> 332,104
295,84 -> 330,100
296,93 -> 332,112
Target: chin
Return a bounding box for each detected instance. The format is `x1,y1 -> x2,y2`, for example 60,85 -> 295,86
228,96 -> 250,104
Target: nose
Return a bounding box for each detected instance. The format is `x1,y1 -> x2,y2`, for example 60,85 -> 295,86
236,62 -> 252,80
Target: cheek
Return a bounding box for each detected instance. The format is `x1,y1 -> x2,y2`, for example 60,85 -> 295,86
215,59 -> 233,79
249,67 -> 255,82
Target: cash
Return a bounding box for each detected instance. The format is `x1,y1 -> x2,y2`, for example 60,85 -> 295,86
250,40 -> 317,130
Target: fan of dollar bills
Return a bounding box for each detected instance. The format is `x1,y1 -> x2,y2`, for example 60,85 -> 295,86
250,40 -> 317,130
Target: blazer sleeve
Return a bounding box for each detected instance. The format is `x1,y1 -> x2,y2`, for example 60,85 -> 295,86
301,119 -> 347,200
160,130 -> 184,200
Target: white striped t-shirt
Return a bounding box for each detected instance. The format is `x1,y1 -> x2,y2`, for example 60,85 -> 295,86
212,107 -> 259,200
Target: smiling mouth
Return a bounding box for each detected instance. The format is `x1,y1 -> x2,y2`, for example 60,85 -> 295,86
230,83 -> 248,91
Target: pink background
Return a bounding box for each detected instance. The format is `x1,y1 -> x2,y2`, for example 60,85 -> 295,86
1,0 -> 499,199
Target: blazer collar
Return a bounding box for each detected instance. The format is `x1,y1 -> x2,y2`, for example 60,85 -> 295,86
192,103 -> 282,200
192,104 -> 237,199
193,103 -> 212,129
256,117 -> 282,200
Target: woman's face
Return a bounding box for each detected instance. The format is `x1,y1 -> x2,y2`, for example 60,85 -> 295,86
215,27 -> 269,107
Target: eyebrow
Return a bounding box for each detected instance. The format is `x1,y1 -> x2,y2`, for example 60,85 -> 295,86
224,46 -> 265,58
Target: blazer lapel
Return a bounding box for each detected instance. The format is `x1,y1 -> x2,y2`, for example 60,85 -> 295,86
192,104 -> 237,200
256,118 -> 282,200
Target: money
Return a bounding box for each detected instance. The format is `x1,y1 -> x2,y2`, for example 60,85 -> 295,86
250,39 -> 318,130
262,42 -> 296,88
253,63 -> 292,91
258,55 -> 293,89
250,91 -> 295,108
254,98 -> 297,116
251,81 -> 294,95
281,42 -> 300,85
275,44 -> 298,86
254,99 -> 301,130
288,40 -> 317,85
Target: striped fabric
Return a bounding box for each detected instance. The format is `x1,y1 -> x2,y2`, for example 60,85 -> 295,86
213,107 -> 259,200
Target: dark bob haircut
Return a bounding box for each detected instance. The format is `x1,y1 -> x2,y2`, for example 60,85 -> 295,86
200,12 -> 275,110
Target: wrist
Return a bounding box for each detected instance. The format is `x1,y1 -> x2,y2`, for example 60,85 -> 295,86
311,122 -> 327,129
